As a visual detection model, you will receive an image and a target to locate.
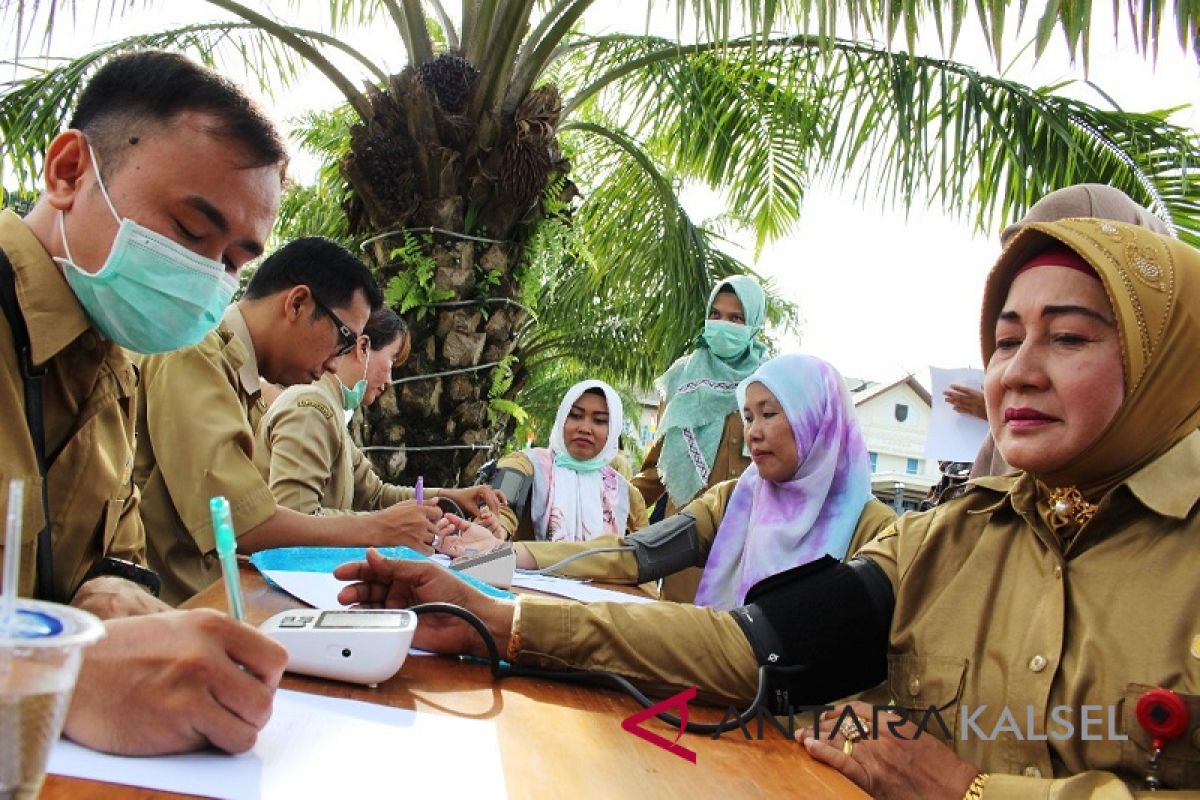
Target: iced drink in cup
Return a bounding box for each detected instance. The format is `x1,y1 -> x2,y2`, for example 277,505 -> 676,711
0,600 -> 104,799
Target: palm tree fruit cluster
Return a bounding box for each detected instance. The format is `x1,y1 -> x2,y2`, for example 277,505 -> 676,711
418,53 -> 478,114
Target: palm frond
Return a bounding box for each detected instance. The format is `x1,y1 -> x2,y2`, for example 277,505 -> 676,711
657,0 -> 1199,64
0,22 -> 301,187
0,18 -> 393,188
525,120 -> 797,387
271,106 -> 360,248
556,33 -> 1199,247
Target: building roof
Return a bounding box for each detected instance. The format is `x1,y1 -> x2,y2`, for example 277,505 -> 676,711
850,374 -> 932,408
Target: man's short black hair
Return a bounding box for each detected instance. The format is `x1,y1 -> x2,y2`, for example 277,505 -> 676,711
364,308 -> 408,350
69,50 -> 287,175
244,236 -> 383,311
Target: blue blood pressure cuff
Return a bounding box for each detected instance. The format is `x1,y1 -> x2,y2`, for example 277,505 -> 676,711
729,555 -> 893,713
624,513 -> 702,582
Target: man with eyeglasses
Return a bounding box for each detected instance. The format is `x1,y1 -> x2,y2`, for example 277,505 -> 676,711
133,236 -> 444,605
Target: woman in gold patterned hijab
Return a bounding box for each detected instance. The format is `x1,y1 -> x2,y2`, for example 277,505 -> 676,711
797,219 -> 1200,796
980,218 -> 1200,502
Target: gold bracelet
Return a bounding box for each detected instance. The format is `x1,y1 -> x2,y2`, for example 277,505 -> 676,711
963,772 -> 989,800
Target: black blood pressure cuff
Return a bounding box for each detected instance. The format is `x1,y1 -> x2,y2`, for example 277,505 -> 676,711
729,555 -> 893,713
625,513 -> 702,583
489,467 -> 533,520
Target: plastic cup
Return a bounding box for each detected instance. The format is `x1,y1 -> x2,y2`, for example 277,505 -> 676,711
0,600 -> 104,799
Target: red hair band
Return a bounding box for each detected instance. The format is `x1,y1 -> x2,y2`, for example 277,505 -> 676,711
1013,246 -> 1098,280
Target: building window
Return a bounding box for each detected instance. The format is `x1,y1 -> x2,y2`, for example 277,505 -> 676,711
894,403 -> 909,422
906,457 -> 919,474
869,451 -> 878,471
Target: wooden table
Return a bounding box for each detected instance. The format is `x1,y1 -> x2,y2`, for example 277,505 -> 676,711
46,564 -> 866,799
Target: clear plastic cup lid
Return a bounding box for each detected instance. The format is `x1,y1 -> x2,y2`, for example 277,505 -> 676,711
0,599 -> 104,647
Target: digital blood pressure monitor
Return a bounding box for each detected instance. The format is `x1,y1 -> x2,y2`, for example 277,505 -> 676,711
260,608 -> 418,687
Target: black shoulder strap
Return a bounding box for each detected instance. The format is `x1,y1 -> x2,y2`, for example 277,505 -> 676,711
0,247 -> 55,601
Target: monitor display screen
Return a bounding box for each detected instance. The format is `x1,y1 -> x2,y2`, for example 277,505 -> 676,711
315,611 -> 410,629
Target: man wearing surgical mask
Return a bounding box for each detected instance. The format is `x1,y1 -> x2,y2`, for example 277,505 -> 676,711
631,276 -> 767,602
254,307 -> 504,521
0,50 -> 290,755
133,237 -> 450,606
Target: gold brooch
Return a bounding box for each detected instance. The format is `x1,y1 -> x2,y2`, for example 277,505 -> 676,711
1048,487 -> 1097,528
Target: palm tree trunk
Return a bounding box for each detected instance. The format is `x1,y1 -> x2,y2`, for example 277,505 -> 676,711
343,62 -> 564,486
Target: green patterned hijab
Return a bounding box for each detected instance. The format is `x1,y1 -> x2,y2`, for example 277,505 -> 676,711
656,275 -> 767,506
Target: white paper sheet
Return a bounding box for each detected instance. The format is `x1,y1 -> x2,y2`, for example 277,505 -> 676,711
512,573 -> 656,604
261,554 -> 450,609
47,689 -> 507,799
264,563 -> 653,611
261,569 -> 352,609
924,366 -> 990,462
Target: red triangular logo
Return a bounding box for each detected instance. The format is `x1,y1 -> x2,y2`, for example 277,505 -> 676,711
620,686 -> 698,763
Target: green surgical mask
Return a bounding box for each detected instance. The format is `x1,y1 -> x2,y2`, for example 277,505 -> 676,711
701,319 -> 755,359
552,451 -> 606,473
55,143 -> 236,354
338,347 -> 370,411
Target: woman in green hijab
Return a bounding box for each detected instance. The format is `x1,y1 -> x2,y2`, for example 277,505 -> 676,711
631,275 -> 766,601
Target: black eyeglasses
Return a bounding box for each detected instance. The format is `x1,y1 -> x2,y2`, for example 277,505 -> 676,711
311,295 -> 360,357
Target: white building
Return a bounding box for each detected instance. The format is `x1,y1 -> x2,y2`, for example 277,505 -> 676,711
848,375 -> 940,511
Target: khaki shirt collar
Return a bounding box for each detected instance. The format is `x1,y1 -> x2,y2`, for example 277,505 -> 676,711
963,431 -> 1200,521
0,209 -> 92,364
962,474 -> 1021,516
317,372 -> 343,407
221,303 -> 261,396
1123,429 -> 1200,519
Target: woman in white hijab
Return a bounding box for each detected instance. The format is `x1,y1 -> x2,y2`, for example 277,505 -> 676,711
483,380 -> 647,541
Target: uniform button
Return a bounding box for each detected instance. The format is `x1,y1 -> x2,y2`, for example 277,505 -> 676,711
1029,655 -> 1048,673
1023,766 -> 1042,778
908,677 -> 921,696
1053,566 -> 1062,579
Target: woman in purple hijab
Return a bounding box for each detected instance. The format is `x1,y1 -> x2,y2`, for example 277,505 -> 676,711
438,354 -> 896,610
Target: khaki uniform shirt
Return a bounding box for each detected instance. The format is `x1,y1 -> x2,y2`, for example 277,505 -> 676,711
511,430 -> 1200,798
133,305 -> 276,605
254,373 -> 418,515
0,210 -> 143,601
526,480 -> 895,585
631,406 -> 749,602
495,451 -> 648,542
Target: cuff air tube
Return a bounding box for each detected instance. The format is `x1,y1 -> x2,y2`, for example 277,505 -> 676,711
729,555 -> 893,714
626,513 -> 703,582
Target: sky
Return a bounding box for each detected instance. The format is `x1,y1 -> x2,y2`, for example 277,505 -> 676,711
6,2 -> 1198,386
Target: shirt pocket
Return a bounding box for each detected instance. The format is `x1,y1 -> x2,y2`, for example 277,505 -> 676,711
887,654 -> 969,742
1118,683 -> 1200,789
